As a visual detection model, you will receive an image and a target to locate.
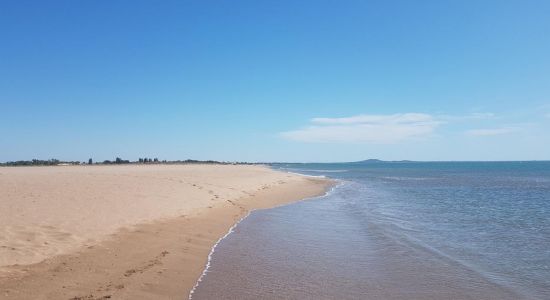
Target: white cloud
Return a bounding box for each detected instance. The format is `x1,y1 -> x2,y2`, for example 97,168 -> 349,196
311,113 -> 435,125
467,112 -> 496,119
438,112 -> 495,121
281,113 -> 441,144
465,127 -> 518,136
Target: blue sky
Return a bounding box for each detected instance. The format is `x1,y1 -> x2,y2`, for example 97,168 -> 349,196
1,0 -> 549,162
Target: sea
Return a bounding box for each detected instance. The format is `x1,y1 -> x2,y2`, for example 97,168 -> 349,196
190,161 -> 550,299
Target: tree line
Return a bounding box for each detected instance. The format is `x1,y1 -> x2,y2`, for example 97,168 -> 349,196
1,157 -> 254,166
0,159 -> 81,166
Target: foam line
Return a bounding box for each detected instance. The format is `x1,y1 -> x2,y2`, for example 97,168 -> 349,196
188,180 -> 343,299
284,171 -> 327,178
188,211 -> 251,299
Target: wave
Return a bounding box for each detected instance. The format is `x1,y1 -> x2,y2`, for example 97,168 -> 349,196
286,168 -> 349,173
284,171 -> 327,178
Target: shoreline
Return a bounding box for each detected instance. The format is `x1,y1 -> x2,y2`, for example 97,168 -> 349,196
188,179 -> 341,299
0,165 -> 333,299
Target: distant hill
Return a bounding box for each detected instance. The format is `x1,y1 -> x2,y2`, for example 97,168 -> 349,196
352,159 -> 414,164
353,159 -> 384,163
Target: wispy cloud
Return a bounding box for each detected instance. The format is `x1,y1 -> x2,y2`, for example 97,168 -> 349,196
438,112 -> 495,121
311,113 -> 435,125
281,113 -> 441,143
469,112 -> 496,119
465,127 -> 518,136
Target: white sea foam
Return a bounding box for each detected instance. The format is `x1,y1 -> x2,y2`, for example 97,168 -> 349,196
286,168 -> 349,173
285,171 -> 327,178
188,180 -> 343,299
188,211 -> 251,299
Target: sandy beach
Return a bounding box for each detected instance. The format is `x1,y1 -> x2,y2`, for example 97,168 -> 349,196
0,164 -> 331,299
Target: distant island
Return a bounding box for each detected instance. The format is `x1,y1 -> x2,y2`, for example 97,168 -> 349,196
352,159 -> 414,164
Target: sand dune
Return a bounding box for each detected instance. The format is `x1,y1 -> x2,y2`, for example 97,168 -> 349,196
0,164 -> 331,299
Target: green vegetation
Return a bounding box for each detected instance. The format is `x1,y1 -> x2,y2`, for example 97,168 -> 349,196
0,157 -> 255,166
0,159 -> 81,166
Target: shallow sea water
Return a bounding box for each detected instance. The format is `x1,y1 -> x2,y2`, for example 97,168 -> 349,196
191,162 -> 550,299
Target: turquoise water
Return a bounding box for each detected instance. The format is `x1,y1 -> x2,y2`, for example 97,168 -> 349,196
192,161 -> 550,299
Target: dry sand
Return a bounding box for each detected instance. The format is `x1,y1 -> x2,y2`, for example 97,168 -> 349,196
0,164 -> 331,299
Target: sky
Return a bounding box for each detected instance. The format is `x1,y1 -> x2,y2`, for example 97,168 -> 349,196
1,0 -> 550,162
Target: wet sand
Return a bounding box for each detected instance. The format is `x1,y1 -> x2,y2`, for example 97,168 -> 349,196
0,164 -> 331,299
